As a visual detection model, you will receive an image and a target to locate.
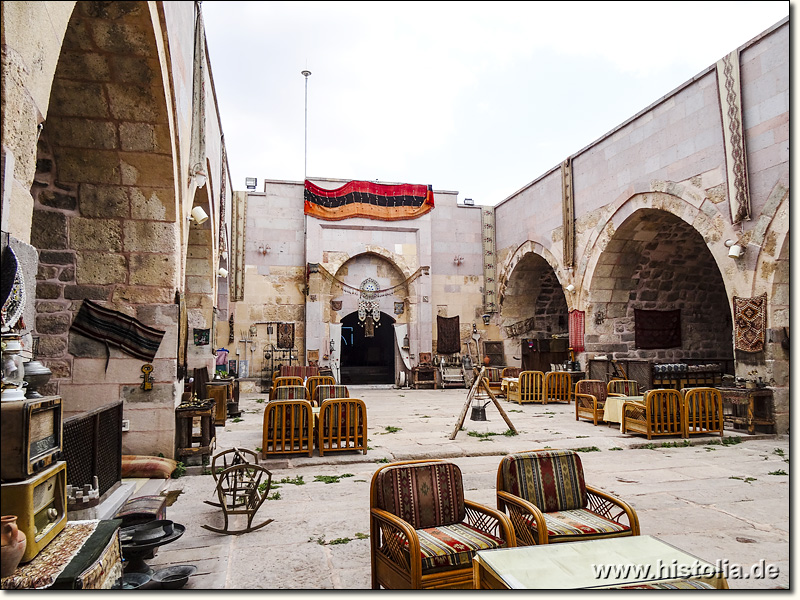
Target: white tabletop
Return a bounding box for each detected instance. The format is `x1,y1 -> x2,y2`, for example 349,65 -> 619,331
475,535 -> 723,589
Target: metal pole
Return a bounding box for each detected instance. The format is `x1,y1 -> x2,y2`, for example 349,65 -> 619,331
301,69 -> 311,366
302,70 -> 311,180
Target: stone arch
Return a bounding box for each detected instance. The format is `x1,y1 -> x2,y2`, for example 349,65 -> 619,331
29,1 -> 179,455
583,205 -> 732,364
496,241 -> 570,367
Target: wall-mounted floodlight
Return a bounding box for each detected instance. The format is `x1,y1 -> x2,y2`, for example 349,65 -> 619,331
218,267 -> 228,278
245,177 -> 257,190
724,239 -> 745,258
189,206 -> 209,224
566,284 -> 576,293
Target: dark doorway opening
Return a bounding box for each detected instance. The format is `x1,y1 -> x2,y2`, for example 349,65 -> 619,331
340,311 -> 396,385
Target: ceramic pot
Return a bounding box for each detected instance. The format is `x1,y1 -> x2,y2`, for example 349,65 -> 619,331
483,356 -> 491,366
1,515 -> 27,577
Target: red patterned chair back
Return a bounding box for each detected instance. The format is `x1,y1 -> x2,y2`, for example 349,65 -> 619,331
608,379 -> 640,396
273,385 -> 308,401
373,461 -> 466,529
498,450 -> 587,513
575,379 -> 608,403
316,385 -> 350,403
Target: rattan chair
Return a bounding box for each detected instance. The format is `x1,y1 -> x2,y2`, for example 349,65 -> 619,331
607,379 -> 641,396
306,375 -> 335,404
315,384 -> 350,404
317,397 -> 367,456
496,449 -> 639,546
269,376 -> 303,400
262,399 -> 314,457
508,370 -> 545,404
683,387 -> 724,438
574,379 -> 611,425
621,389 -> 683,439
543,371 -> 572,404
370,459 -> 515,589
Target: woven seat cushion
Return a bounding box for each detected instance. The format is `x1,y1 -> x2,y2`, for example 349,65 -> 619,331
500,450 -> 587,512
273,385 -> 307,400
540,509 -> 631,541
316,385 -> 350,403
409,522 -> 506,574
485,368 -> 503,383
374,462 -> 465,529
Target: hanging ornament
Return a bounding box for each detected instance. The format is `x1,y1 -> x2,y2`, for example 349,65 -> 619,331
358,278 -> 381,328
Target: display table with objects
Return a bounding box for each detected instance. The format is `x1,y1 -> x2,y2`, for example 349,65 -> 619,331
717,387 -> 775,435
1,520 -> 123,590
473,535 -> 728,589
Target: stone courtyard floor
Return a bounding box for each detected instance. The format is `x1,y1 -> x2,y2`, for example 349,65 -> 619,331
145,386 -> 789,590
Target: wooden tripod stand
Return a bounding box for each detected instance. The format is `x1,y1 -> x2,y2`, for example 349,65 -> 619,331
450,366 -> 517,439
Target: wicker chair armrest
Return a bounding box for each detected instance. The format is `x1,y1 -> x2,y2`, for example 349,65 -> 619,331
370,507 -> 421,581
586,485 -> 640,535
607,392 -> 624,397
464,499 -> 516,546
496,490 -> 547,545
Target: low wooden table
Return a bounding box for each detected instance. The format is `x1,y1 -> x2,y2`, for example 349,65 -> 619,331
473,535 -> 728,589
717,387 -> 775,435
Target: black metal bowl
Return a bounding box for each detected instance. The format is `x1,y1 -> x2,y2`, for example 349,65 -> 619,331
151,565 -> 197,589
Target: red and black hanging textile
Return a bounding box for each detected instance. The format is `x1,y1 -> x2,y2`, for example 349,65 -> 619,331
569,310 -> 585,353
304,180 -> 434,221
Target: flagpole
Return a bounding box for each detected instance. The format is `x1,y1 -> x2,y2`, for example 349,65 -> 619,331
302,69 -> 311,367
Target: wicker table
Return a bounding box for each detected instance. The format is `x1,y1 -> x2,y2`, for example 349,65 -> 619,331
717,387 -> 775,435
473,535 -> 728,589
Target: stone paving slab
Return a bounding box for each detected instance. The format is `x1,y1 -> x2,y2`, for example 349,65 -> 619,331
145,386 -> 789,590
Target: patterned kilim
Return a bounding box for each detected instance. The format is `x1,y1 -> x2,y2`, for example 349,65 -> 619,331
304,180 -> 434,221
413,523 -> 506,573
500,450 -> 587,512
375,462 -> 465,529
542,509 -> 631,540
734,293 -> 767,352
70,299 -> 165,362
279,365 -> 319,379
1,521 -> 99,589
634,308 -> 681,349
277,323 -> 294,349
569,310 -> 585,353
436,315 -> 461,355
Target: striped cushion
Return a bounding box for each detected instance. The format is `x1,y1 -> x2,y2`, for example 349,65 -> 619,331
576,380 -> 608,403
413,523 -> 506,573
273,385 -> 307,400
280,365 -> 319,379
541,509 -> 631,541
374,462 -> 465,529
485,367 -> 503,383
316,385 -> 350,403
501,450 -> 587,512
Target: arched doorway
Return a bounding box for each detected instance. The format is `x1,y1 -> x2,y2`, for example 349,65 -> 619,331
340,311 -> 396,385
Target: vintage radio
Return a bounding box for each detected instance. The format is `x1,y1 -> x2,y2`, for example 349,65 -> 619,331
1,460 -> 67,563
0,396 -> 63,481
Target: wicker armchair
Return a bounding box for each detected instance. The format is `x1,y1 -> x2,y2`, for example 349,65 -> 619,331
317,397 -> 367,456
269,376 -> 303,400
508,370 -> 545,404
261,399 -> 314,457
543,371 -> 572,404
370,459 -> 515,589
574,379 -> 611,425
315,384 -> 350,404
496,449 -> 639,546
683,387 -> 724,438
621,389 -> 683,439
607,379 -> 640,396
306,375 -> 335,404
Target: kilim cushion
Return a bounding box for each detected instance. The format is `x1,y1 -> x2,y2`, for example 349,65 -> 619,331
541,509 -> 631,542
576,380 -> 607,403
374,462 -> 466,529
485,368 -> 503,383
411,523 -> 506,574
501,450 -> 587,512
316,385 -> 350,403
273,385 -> 307,400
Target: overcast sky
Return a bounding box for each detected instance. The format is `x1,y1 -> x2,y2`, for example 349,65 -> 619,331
202,1 -> 789,205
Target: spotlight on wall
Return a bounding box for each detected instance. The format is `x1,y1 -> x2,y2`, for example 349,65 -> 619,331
566,284 -> 576,293
258,244 -> 271,255
188,205 -> 209,224
724,239 -> 745,258
220,251 -> 228,261
245,177 -> 257,190
190,163 -> 207,188
453,255 -> 464,266
218,267 -> 228,278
